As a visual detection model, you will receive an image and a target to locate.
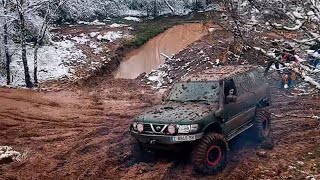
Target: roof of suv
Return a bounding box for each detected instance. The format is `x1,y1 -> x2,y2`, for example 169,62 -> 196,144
180,65 -> 255,82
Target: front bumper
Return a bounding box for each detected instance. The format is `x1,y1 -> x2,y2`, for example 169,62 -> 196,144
130,130 -> 204,145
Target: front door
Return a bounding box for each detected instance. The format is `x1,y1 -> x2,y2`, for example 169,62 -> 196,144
223,77 -> 254,134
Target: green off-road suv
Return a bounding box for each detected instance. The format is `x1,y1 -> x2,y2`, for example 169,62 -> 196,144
130,66 -> 272,175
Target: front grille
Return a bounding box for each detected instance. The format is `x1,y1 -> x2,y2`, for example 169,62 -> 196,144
143,124 -> 153,132
142,123 -> 167,134
153,124 -> 165,133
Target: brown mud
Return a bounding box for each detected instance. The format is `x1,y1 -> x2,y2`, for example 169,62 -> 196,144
0,80 -> 319,180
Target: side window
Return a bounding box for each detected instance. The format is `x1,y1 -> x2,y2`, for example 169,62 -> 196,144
248,71 -> 257,87
248,70 -> 265,87
255,70 -> 265,85
234,73 -> 252,93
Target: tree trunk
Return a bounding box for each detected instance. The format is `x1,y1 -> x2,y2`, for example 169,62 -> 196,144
19,12 -> 33,88
34,45 -> 39,85
153,0 -> 158,17
2,0 -> 11,85
4,23 -> 10,85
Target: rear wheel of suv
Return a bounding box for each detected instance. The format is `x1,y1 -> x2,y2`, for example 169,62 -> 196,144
192,133 -> 228,175
252,109 -> 271,142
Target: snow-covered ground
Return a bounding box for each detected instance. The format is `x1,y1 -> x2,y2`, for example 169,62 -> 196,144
123,16 -> 141,22
0,146 -> 21,162
60,0 -> 216,21
0,40 -> 86,86
97,31 -> 123,42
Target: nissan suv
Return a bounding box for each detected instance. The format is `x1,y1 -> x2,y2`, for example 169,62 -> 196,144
130,65 -> 272,175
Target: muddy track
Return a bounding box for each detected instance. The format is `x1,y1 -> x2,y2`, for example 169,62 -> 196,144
0,84 -> 319,179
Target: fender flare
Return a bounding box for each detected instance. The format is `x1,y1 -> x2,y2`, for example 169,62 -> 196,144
203,121 -> 224,134
257,97 -> 270,108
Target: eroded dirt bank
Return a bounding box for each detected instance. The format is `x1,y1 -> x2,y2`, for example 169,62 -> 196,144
0,81 -> 319,180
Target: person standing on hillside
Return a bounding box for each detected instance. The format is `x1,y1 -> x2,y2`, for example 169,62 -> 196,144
264,42 -> 283,76
307,42 -> 320,68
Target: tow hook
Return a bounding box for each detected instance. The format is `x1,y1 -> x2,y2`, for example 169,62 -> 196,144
150,140 -> 156,144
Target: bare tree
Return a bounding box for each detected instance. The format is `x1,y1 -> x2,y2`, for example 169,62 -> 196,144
153,0 -> 158,17
3,0 -> 67,87
1,0 -> 11,85
15,0 -> 33,88
33,0 -> 67,86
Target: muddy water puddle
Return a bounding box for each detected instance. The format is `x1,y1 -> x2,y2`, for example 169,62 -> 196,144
114,23 -> 213,79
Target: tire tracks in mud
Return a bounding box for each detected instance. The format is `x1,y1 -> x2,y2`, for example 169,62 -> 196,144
0,88 -> 148,180
0,86 -> 319,180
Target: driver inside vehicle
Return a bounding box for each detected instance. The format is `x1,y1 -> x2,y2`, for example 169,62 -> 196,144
226,88 -> 237,103
224,79 -> 238,104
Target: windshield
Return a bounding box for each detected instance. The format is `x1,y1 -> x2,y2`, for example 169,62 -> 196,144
167,81 -> 220,102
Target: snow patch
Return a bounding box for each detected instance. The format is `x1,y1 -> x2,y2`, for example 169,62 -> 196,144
71,34 -> 90,44
0,146 -> 21,162
89,42 -> 103,54
109,23 -> 128,28
97,31 -> 123,42
147,70 -> 169,88
77,19 -> 106,26
123,16 -> 141,22
89,32 -> 100,38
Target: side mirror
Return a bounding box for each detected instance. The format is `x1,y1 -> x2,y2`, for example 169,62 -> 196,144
226,95 -> 237,104
215,108 -> 224,118
159,88 -> 169,101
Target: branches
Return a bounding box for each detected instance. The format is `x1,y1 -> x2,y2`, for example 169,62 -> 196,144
0,0 -> 68,87
164,0 -> 175,14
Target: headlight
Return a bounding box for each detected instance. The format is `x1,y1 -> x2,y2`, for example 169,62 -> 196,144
167,124 -> 176,134
178,125 -> 191,133
137,123 -> 144,133
178,124 -> 199,134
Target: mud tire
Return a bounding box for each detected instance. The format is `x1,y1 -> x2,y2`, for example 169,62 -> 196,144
252,109 -> 271,142
192,133 -> 228,175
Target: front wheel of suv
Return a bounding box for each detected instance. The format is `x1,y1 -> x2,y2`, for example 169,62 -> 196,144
252,108 -> 271,142
192,133 -> 228,175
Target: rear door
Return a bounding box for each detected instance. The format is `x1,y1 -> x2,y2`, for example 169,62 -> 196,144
235,71 -> 257,110
249,69 -> 270,105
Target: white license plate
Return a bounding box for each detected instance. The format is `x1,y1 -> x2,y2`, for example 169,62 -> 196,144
171,135 -> 196,142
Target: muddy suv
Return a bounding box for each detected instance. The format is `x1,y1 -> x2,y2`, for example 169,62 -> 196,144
130,66 -> 271,175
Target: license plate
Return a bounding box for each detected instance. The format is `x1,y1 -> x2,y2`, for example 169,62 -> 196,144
171,135 -> 196,142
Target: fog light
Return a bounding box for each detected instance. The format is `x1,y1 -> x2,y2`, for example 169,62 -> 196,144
167,125 -> 176,134
137,123 -> 144,133
132,122 -> 138,131
190,124 -> 199,133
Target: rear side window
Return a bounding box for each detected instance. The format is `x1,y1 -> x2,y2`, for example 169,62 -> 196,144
234,73 -> 253,94
248,70 -> 265,86
234,69 -> 265,94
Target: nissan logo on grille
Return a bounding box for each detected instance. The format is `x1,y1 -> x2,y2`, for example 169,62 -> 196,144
153,124 -> 165,132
